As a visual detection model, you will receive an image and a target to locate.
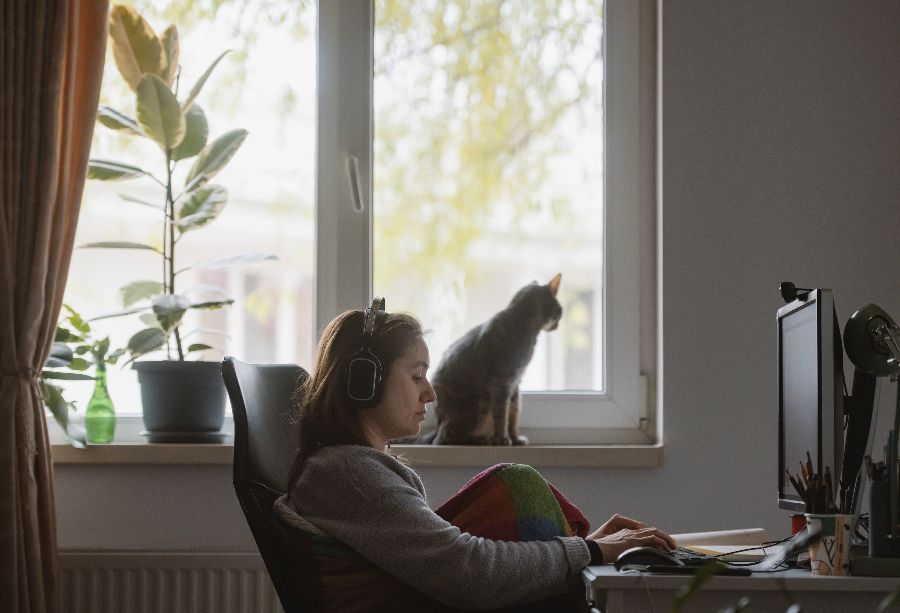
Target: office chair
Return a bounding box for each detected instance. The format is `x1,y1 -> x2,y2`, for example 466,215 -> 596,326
224,357 -> 586,613
223,356 -> 315,613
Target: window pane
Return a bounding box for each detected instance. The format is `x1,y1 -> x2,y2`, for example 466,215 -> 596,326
61,1 -> 316,414
373,0 -> 604,391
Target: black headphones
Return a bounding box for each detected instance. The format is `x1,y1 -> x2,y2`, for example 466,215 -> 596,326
345,297 -> 387,408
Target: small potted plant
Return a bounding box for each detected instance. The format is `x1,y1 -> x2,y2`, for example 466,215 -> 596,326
41,305 -> 125,446
82,5 -> 274,441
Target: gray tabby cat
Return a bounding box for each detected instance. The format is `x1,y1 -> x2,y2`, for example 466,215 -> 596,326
423,274 -> 562,445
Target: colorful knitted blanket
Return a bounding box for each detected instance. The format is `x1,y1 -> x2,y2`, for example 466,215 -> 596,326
436,463 -> 590,540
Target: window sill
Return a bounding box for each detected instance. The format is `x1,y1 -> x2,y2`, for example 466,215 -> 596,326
51,441 -> 663,467
51,442 -> 235,465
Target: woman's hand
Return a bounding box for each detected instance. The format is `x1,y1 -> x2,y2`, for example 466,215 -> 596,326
587,514 -> 676,564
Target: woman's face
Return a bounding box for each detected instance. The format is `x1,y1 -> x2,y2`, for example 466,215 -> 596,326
360,337 -> 437,447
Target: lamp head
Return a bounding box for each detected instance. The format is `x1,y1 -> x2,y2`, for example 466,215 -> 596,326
844,303 -> 899,377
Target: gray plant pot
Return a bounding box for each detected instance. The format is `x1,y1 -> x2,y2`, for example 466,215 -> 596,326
133,361 -> 226,433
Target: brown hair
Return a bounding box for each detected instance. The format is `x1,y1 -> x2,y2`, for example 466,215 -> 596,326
287,309 -> 423,490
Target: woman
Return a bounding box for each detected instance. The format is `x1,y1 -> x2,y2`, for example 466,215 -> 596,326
277,305 -> 674,611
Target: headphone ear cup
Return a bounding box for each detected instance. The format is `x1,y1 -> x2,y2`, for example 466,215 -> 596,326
346,349 -> 384,408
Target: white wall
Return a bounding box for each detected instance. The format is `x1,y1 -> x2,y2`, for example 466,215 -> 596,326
55,0 -> 900,550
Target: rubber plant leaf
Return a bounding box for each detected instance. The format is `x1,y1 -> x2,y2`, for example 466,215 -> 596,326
177,184 -> 227,233
188,300 -> 234,310
119,281 -> 164,307
79,241 -> 161,253
171,104 -> 208,161
97,106 -> 142,135
180,49 -> 231,111
160,25 -> 180,87
137,73 -> 186,150
151,294 -> 191,334
87,160 -> 148,181
108,5 -> 166,91
186,343 -> 213,353
181,252 -> 276,272
118,193 -> 164,210
89,305 -> 152,322
126,328 -> 166,358
183,129 -> 248,191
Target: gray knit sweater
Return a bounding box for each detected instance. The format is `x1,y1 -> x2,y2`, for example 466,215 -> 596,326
277,445 -> 590,610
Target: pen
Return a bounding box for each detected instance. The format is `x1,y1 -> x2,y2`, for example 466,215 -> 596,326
787,471 -> 806,505
848,471 -> 862,514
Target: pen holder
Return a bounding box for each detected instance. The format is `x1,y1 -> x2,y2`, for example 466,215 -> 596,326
869,478 -> 900,558
805,513 -> 857,576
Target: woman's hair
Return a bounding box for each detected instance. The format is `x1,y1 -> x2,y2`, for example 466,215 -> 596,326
287,308 -> 424,489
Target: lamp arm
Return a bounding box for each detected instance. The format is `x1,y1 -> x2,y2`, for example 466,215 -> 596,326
877,324 -> 900,380
878,322 -> 900,537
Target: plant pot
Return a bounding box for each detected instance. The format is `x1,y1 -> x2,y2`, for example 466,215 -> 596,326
134,361 -> 226,436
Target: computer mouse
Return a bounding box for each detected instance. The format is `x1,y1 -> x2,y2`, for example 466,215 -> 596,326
613,546 -> 685,570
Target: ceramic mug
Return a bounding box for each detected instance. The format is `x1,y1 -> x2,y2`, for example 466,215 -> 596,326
805,513 -> 857,576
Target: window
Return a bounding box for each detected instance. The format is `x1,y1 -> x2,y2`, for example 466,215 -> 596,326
61,1 -> 318,419
59,0 -> 655,446
318,0 -> 656,444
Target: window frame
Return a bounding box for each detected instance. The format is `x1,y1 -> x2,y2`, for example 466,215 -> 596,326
317,0 -> 658,445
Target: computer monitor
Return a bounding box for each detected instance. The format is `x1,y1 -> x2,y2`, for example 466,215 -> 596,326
777,289 -> 845,511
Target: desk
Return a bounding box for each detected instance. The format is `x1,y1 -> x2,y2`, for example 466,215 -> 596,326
583,566 -> 900,613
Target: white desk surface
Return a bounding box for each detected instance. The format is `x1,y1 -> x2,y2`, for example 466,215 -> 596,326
583,565 -> 900,613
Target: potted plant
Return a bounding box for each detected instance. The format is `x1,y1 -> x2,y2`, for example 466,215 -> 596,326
41,305 -> 125,447
82,5 -> 274,441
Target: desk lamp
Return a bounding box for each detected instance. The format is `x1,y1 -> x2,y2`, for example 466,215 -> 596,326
844,304 -> 900,544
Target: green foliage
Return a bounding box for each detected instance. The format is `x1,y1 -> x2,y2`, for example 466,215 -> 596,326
878,586 -> 900,612
671,562 -> 735,613
372,0 -> 604,310
83,4 -> 275,362
41,305 -> 125,447
136,73 -> 186,148
105,0 -> 600,318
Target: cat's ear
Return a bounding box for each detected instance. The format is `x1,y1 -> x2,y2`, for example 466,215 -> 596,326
548,273 -> 562,296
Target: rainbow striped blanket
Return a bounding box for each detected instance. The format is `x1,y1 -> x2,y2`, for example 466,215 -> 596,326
436,463 -> 590,540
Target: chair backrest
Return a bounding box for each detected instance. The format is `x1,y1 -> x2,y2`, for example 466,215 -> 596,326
223,357 -> 310,612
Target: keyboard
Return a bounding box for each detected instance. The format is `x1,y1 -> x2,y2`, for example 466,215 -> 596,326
672,546 -> 712,564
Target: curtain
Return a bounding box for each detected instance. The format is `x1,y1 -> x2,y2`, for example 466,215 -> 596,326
0,1 -> 108,611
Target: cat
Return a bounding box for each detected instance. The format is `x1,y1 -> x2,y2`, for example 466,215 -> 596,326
422,273 -> 563,446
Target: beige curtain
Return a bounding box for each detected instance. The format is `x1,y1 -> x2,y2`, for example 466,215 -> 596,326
0,1 -> 108,611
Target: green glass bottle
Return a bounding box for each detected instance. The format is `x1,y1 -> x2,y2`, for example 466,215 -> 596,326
85,361 -> 115,443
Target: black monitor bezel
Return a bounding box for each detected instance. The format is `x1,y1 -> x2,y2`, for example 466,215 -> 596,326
777,289 -> 842,512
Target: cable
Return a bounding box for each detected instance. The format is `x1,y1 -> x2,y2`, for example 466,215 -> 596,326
689,534 -> 797,567
620,568 -> 658,613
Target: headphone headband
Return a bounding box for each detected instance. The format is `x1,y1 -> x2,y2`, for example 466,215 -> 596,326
346,297 -> 387,408
363,297 -> 386,337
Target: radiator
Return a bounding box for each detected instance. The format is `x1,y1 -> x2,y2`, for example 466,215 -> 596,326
58,552 -> 284,613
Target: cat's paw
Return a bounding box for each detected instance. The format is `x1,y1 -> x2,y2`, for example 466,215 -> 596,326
490,436 -> 513,446
511,435 -> 529,445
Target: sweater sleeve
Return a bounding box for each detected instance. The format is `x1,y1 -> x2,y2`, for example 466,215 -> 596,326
289,447 -> 590,610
